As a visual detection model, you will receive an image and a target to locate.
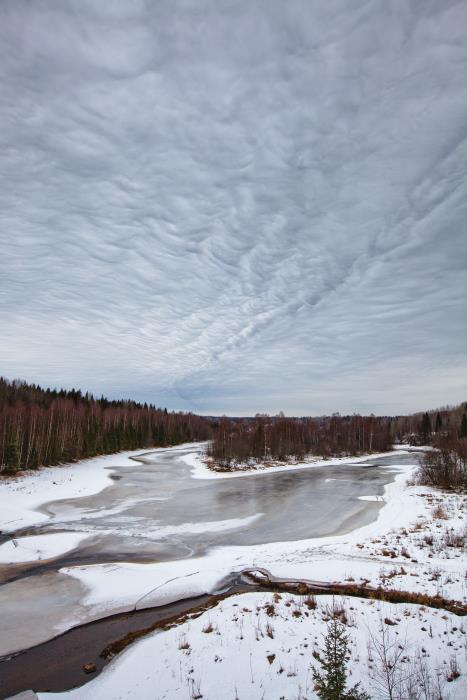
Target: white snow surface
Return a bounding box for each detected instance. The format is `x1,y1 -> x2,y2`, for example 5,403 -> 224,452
0,532 -> 88,564
0,450 -> 139,534
39,592 -> 467,700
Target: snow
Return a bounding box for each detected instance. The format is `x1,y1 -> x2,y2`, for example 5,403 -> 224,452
0,451 -> 139,534
60,458 -> 466,621
0,443 -> 201,534
136,514 -> 264,539
1,445 -> 465,697
183,448 -> 406,480
39,591 -> 467,700
0,532 -> 88,564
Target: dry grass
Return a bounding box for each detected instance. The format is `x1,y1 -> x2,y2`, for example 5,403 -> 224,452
247,573 -> 467,616
432,504 -> 448,520
178,634 -> 190,650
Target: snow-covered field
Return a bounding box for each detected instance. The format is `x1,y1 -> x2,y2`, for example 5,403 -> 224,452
40,591 -> 467,700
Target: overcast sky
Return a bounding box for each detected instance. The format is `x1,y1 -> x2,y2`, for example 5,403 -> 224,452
1,1 -> 466,416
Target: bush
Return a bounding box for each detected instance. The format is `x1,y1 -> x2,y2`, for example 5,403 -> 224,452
416,439 -> 467,490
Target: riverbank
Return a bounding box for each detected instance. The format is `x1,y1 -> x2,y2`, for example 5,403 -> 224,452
1,447 -> 465,697
183,445 -> 412,480
0,450 -> 145,536
2,572 -> 465,699
36,591 -> 467,700
0,442 -> 203,536
54,450 -> 465,623
37,453 -> 466,699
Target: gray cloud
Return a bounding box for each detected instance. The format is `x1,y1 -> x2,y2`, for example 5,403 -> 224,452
1,0 -> 466,414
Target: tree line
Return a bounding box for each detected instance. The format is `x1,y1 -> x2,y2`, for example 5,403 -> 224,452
207,413 -> 393,467
391,403 -> 467,445
207,402 -> 467,469
1,375 -> 465,478
393,403 -> 467,490
0,377 -> 211,473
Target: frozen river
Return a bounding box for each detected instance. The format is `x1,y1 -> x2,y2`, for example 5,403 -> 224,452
0,445 -> 418,658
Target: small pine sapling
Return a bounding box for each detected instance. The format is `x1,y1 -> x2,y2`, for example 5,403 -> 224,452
312,612 -> 369,700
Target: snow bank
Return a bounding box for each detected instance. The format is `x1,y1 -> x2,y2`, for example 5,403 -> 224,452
0,443 -> 201,534
0,532 -> 88,564
0,450 -> 145,534
61,557 -> 233,615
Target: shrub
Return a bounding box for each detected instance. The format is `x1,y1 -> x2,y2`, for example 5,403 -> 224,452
416,440 -> 467,490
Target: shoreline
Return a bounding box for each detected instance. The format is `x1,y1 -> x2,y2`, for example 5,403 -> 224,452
2,568 -> 464,698
61,452 -> 463,624
0,451 -> 404,658
55,457 -> 418,624
1,448 -> 464,696
183,445 -> 416,480
0,442 -> 203,536
3,448 -> 462,656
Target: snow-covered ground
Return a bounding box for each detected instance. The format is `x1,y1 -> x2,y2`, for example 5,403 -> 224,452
0,449 -> 147,534
0,532 -> 89,564
39,591 -> 467,700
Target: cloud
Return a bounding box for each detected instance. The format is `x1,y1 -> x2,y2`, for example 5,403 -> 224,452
1,0 -> 466,414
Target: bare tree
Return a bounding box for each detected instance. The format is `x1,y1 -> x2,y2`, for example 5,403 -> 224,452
367,616 -> 409,699
367,619 -> 450,700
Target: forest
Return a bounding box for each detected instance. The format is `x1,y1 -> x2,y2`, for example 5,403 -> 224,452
207,406 -> 467,468
207,413 -> 392,467
1,376 -> 466,475
0,377 -> 211,473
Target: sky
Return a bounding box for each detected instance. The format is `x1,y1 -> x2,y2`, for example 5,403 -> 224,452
1,1 -> 466,416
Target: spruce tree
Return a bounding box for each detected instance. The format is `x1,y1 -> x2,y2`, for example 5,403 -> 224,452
312,613 -> 369,700
459,412 -> 467,439
419,412 -> 432,444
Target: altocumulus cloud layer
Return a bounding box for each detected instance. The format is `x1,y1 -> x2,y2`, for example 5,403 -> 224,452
0,1 -> 466,415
